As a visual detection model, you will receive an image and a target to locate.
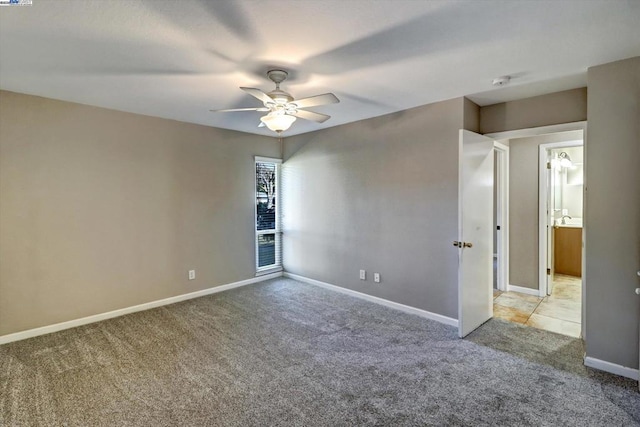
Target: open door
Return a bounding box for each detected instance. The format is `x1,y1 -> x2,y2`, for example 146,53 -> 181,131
545,149 -> 557,296
458,130 -> 495,338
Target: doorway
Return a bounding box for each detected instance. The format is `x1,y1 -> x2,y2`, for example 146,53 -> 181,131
493,142 -> 509,293
537,142 -> 584,336
487,123 -> 586,338
540,144 -> 584,291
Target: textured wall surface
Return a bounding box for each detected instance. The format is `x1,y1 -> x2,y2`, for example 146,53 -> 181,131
585,57 -> 640,369
480,88 -> 587,134
0,90 -> 280,335
282,98 -> 467,319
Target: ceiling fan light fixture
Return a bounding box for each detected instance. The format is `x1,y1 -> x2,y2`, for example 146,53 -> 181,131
260,112 -> 296,133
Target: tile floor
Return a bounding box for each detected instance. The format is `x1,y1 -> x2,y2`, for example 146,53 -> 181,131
493,275 -> 582,338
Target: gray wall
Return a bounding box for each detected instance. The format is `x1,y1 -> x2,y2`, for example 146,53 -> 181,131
585,56 -> 640,369
282,97 -> 471,319
464,97 -> 480,133
506,131 -> 583,290
0,90 -> 280,336
480,88 -> 587,134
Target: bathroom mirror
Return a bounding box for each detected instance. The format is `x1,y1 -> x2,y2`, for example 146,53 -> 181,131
567,163 -> 583,186
553,166 -> 563,213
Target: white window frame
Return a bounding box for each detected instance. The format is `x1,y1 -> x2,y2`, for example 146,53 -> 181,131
255,156 -> 282,275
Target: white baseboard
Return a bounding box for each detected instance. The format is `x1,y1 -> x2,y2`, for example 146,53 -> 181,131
584,356 -> 639,381
0,272 -> 283,345
283,272 -> 458,327
507,284 -> 540,297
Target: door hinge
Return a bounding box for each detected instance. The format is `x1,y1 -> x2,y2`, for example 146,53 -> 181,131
547,268 -> 551,275
546,162 -> 551,169
496,225 -> 501,230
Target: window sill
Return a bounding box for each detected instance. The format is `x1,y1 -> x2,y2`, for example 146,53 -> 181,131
255,267 -> 283,277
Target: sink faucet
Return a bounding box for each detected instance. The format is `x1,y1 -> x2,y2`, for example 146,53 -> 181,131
561,215 -> 572,225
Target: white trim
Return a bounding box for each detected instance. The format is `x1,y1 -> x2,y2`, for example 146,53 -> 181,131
584,356 -> 639,381
492,141 -> 510,151
538,144 -> 550,297
485,121 -> 587,140
254,156 -> 282,164
283,272 -> 459,327
255,158 -> 283,272
0,272 -> 283,345
256,266 -> 283,276
507,284 -> 540,296
580,127 -> 588,335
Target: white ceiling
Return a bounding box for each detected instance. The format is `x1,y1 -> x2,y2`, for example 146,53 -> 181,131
1,0 -> 639,137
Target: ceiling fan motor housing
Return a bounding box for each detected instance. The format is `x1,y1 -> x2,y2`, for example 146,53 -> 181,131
267,89 -> 294,104
266,70 -> 293,104
267,69 -> 288,85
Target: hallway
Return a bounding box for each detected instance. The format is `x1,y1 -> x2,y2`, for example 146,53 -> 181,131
493,275 -> 581,338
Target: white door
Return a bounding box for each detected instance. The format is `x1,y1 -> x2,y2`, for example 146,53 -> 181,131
458,130 -> 495,338
546,150 -> 556,296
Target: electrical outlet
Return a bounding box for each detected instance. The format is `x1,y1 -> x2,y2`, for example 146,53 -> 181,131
188,270 -> 196,280
374,273 -> 380,283
359,269 -> 366,280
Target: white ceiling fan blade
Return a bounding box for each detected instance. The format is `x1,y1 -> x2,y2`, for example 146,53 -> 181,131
291,93 -> 340,109
240,87 -> 273,105
292,109 -> 331,123
210,107 -> 269,112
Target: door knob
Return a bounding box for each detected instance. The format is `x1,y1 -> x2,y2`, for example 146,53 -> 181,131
452,241 -> 472,248
636,288 -> 640,295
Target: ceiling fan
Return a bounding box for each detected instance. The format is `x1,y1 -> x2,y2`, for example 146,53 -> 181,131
211,69 -> 339,133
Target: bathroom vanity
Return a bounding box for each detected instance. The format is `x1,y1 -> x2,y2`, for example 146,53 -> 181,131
553,223 -> 582,277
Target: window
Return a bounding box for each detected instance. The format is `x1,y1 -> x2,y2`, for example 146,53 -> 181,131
255,157 -> 282,273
